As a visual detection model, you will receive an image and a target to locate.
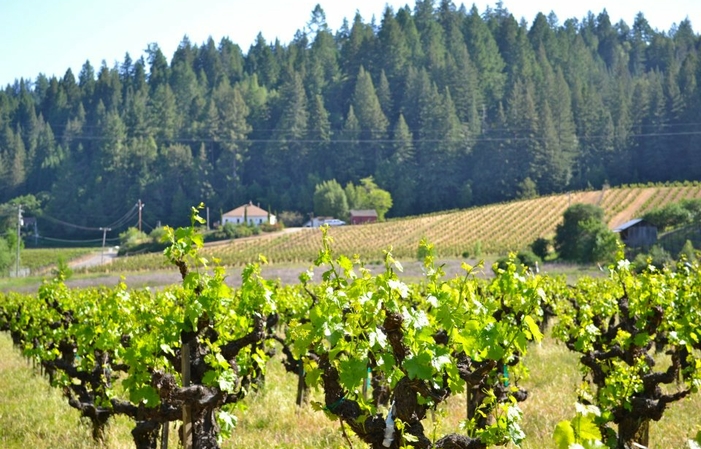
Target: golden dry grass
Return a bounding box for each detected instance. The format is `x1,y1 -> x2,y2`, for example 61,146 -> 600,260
2,332 -> 700,449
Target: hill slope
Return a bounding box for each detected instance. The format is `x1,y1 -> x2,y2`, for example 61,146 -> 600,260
100,184 -> 701,271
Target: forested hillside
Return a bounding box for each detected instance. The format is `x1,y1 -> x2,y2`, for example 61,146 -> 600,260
1,1 -> 700,239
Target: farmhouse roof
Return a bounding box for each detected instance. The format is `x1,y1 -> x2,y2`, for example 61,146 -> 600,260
223,202 -> 270,217
613,218 -> 648,232
350,209 -> 378,218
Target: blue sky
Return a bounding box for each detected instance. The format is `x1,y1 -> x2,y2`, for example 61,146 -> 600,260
1,0 -> 699,87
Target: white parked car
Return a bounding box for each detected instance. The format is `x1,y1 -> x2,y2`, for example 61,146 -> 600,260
323,219 -> 346,226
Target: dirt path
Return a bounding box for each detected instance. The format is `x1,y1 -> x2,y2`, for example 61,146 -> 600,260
608,188 -> 656,229
68,249 -> 118,269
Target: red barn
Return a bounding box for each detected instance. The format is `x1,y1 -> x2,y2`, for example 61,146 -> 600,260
350,209 -> 378,225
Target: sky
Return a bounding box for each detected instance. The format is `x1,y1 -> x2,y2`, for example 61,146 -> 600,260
1,0 -> 699,87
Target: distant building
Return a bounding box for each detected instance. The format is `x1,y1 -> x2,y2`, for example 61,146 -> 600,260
349,209 -> 378,225
222,202 -> 276,226
303,217 -> 345,227
303,216 -> 331,227
613,218 -> 657,248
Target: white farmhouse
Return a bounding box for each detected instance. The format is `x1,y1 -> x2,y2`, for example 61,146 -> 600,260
222,202 -> 276,226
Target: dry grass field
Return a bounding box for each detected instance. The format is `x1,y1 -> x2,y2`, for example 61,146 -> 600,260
1,332 -> 699,449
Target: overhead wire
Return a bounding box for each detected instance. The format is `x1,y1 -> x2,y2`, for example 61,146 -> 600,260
36,235 -> 120,244
51,128 -> 701,145
40,202 -> 139,232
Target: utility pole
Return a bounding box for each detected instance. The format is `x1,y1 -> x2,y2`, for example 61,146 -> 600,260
100,227 -> 111,264
138,199 -> 144,232
16,204 -> 22,277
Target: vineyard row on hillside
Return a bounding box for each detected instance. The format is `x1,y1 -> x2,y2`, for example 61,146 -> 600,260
82,184 -> 701,273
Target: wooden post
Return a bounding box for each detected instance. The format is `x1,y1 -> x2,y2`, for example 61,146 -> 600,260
295,363 -> 306,407
138,199 -> 144,232
15,204 -> 21,277
99,227 -> 111,265
161,421 -> 169,449
182,341 -> 192,449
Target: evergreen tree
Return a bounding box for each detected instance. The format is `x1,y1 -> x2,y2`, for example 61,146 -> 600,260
146,84 -> 178,142
463,5 -> 507,113
335,105 -> 362,184
376,6 -> 409,90
306,94 -> 331,177
376,114 -> 416,216
211,81 -> 251,201
146,43 -> 170,91
351,66 -> 389,174
246,34 -> 280,88
306,18 -> 338,96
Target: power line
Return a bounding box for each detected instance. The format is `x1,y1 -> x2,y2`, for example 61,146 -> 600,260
41,214 -> 105,231
40,202 -> 139,232
36,235 -> 119,244
141,220 -> 156,231
51,129 -> 701,145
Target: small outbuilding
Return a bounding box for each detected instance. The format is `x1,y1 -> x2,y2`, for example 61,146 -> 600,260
613,218 -> 657,248
222,202 -> 276,226
349,209 -> 378,225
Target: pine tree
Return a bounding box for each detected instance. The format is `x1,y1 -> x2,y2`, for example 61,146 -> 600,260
351,66 -> 389,174
463,5 -> 507,113
375,114 -> 416,216
146,43 -> 170,91
246,33 -> 281,88
307,94 -> 331,176
219,37 -> 245,84
147,84 -> 178,142
212,80 -> 251,197
376,6 -> 409,90
196,37 -> 225,89
335,105 -> 362,184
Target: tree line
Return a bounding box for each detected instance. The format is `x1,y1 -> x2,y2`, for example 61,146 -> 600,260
1,1 -> 700,240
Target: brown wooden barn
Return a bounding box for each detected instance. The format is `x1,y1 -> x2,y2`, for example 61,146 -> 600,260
613,218 -> 658,248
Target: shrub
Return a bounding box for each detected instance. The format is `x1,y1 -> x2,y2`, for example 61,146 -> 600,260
555,204 -> 618,263
119,227 -> 149,249
472,240 -> 482,257
417,238 -> 435,261
530,237 -> 551,260
52,256 -> 73,280
495,251 -> 541,273
148,226 -> 167,243
222,223 -> 238,238
0,237 -> 13,274
516,250 -> 541,270
678,239 -> 697,263
632,245 -> 673,272
643,203 -> 689,231
278,211 -> 304,227
261,222 -> 284,233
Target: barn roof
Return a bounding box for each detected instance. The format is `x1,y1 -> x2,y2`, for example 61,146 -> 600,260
350,209 -> 378,218
613,218 -> 648,232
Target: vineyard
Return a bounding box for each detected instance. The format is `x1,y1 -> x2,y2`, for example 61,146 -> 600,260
20,247 -> 98,272
2,210 -> 701,449
85,183 -> 701,274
